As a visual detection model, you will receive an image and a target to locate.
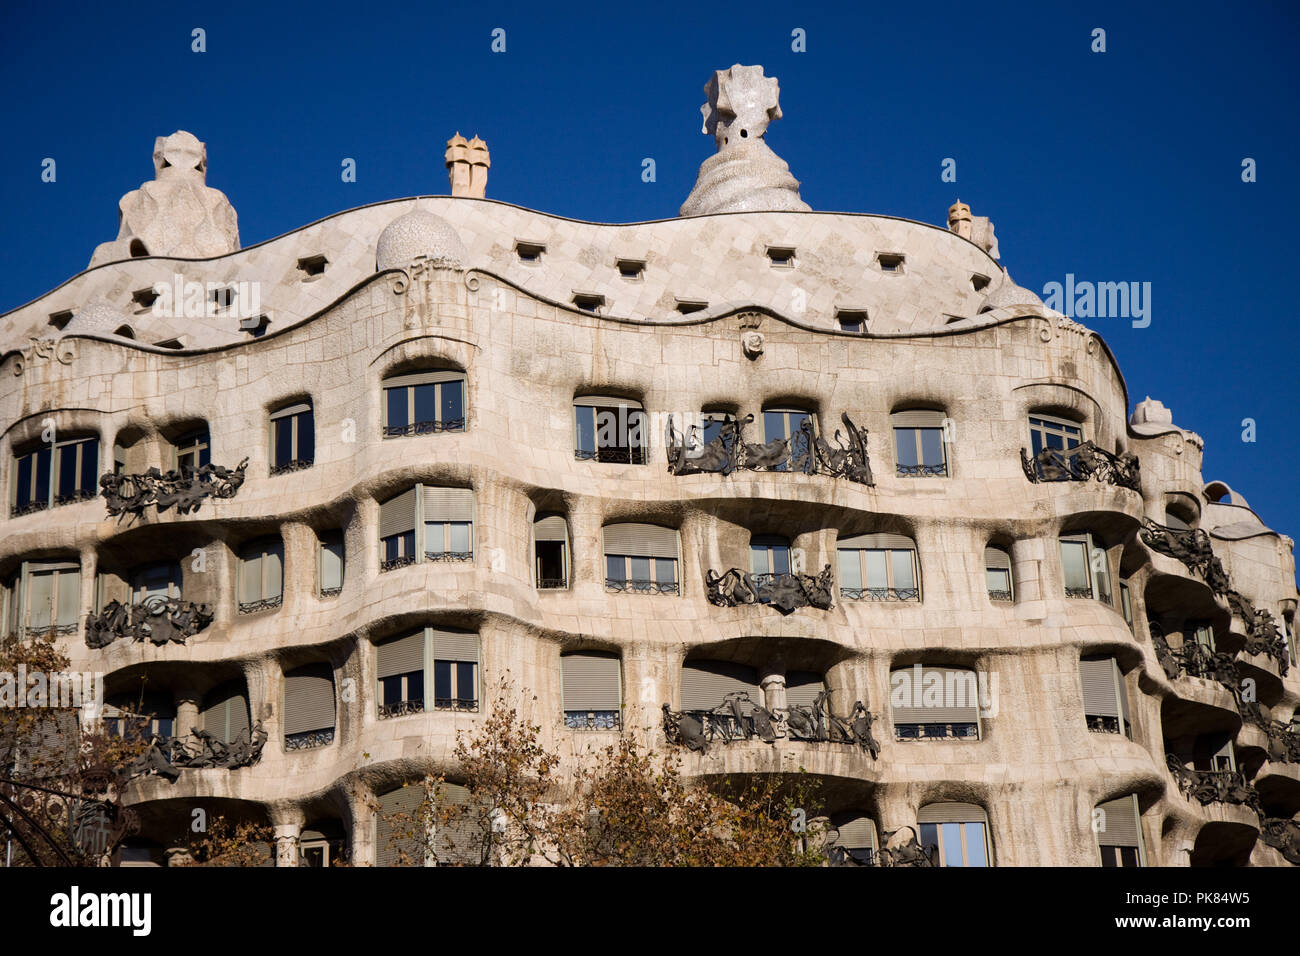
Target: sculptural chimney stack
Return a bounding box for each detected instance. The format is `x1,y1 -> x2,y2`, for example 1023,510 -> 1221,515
446,134 -> 490,198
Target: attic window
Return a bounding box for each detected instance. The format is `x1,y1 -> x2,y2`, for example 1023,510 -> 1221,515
971,273 -> 991,293
944,315 -> 967,325
877,254 -> 905,273
836,309 -> 869,333
210,285 -> 236,310
675,299 -> 707,315
129,239 -> 149,258
113,325 -> 135,339
297,255 -> 328,279
766,246 -> 796,268
154,338 -> 185,350
131,288 -> 160,312
48,310 -> 74,331
515,241 -> 545,263
241,314 -> 271,338
616,259 -> 645,280
572,293 -> 605,314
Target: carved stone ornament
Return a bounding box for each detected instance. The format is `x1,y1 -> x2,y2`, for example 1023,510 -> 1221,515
741,330 -> 764,358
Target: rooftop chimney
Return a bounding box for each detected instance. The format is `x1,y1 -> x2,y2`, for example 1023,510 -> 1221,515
446,133 -> 490,198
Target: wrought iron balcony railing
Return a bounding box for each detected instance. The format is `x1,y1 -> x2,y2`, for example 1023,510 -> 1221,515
605,578 -> 679,595
100,458 -> 249,519
1020,441 -> 1140,491
129,723 -> 269,782
987,588 -> 1013,603
1138,518 -> 1231,594
432,697 -> 479,713
84,597 -> 214,649
666,412 -> 873,485
423,551 -> 473,563
1086,715 -> 1130,737
1261,817 -> 1300,865
1227,590 -> 1291,676
382,418 -> 465,438
379,556 -> 417,573
378,700 -> 425,719
706,565 -> 834,614
320,586 -> 342,598
896,463 -> 947,478
284,729 -> 335,751
238,595 -> 283,614
893,722 -> 979,741
662,690 -> 880,757
564,710 -> 621,730
269,458 -> 314,476
1165,755 -> 1259,813
575,445 -> 649,465
537,577 -> 568,590
840,586 -> 920,603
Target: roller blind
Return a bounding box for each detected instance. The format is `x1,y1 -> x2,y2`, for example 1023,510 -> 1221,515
830,813 -> 878,850
603,523 -> 677,558
269,402 -> 312,420
375,785 -> 424,867
839,533 -> 915,551
384,370 -> 465,389
55,569 -> 80,626
423,487 -> 474,522
890,667 -> 981,723
434,782 -> 485,866
430,629 -> 478,663
1096,795 -> 1141,848
283,663 -> 336,736
562,652 -> 621,711
379,489 -> 417,538
377,632 -> 425,678
984,548 -> 1011,570
320,536 -> 344,591
26,569 -> 54,629
1079,657 -> 1121,718
238,541 -> 283,604
680,661 -> 760,711
201,682 -> 250,744
574,395 -> 643,410
534,515 -> 567,542
785,671 -> 826,708
917,802 -> 986,825
890,410 -> 946,429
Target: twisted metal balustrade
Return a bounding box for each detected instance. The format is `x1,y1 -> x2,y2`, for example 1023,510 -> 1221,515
705,565 -> 834,613
100,458 -> 249,519
663,690 -> 880,757
382,418 -> 465,438
667,412 -> 873,485
85,597 -> 213,649
1020,441 -> 1140,491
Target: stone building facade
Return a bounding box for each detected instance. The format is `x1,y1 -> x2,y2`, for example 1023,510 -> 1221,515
2,66 -> 1298,867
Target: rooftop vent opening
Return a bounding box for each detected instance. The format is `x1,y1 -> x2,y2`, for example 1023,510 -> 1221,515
210,285 -> 237,310
766,246 -> 796,268
944,314 -> 967,325
616,259 -> 645,280
836,309 -> 869,333
113,325 -> 135,339
297,255 -> 328,279
129,239 -> 149,258
154,338 -> 185,350
241,314 -> 271,338
515,241 -> 545,263
572,292 -> 606,314
971,273 -> 991,293
675,299 -> 707,315
877,253 -> 905,273
131,287 -> 160,312
48,310 -> 74,331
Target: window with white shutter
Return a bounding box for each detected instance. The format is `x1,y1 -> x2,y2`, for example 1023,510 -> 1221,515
382,370 -> 466,437
1059,532 -> 1113,606
890,666 -> 981,740
603,523 -> 679,595
1079,656 -> 1130,738
379,485 -> 474,570
283,662 -> 336,750
574,395 -> 648,464
534,514 -> 569,589
319,531 -> 344,596
1095,794 -> 1144,867
269,401 -> 315,475
237,537 -> 284,613
376,627 -> 480,718
838,533 -> 920,602
17,560 -> 81,635
201,681 -> 251,745
828,812 -> 878,866
561,651 -> 621,729
984,547 -> 1013,602
917,803 -> 991,867
891,409 -> 949,477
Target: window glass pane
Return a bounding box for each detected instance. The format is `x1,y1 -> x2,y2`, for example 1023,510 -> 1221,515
1063,425 -> 1081,450
750,546 -> 770,575
986,568 -> 1010,593
55,569 -> 80,625
386,387 -> 408,430
763,411 -> 789,442
35,447 -> 51,501
919,823 -> 939,857
448,522 -> 471,553
1045,431 -> 1065,451
434,660 -> 452,703
274,418 -> 293,467
576,407 -> 596,455
78,440 -> 97,492
15,454 -> 33,508
264,547 -> 283,599
964,823 -> 987,867
412,383 -> 438,425
629,556 -> 651,583
1092,548 -> 1112,603
941,823 -> 965,866
1030,430 -> 1045,457
771,545 -> 790,575
702,414 -> 726,446
864,551 -> 889,589
57,444 -> 78,498
380,674 -> 402,706
441,380 -> 463,425
605,555 -> 625,583
895,429 -> 919,468
298,410 -> 315,461
406,670 -> 424,706
890,550 -> 916,590
838,550 -> 862,590
1061,541 -> 1090,591
199,442 -> 210,467
456,662 -> 476,702
919,429 -> 945,468
654,558 -> 676,585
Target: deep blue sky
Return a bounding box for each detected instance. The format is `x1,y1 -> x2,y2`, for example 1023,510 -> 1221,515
2,1 -> 1298,547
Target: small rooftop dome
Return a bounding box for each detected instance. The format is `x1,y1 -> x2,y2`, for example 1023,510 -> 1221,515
376,208 -> 466,272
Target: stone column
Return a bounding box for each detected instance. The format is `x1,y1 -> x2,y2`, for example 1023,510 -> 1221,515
759,667 -> 787,713
270,807 -> 306,868
174,686 -> 201,739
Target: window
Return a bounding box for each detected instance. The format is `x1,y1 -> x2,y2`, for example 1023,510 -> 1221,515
1286,615 -> 1298,667
378,486 -> 474,570
891,410 -> 948,477
836,309 -> 869,333
103,693 -> 175,740
129,561 -> 181,606
675,299 -> 707,314
241,314 -> 271,337
762,406 -> 815,472
615,259 -> 645,279
1059,533 -> 1112,605
766,246 -> 796,268
603,523 -> 679,595
890,666 -> 980,740
786,671 -> 827,709
514,241 -> 545,263
877,253 -> 905,273
917,803 -> 990,867
1164,510 -> 1192,531
201,681 -> 252,745
700,410 -> 734,447
680,660 -> 761,712
237,537 -> 284,613
48,310 -> 73,331
131,287 -> 159,311
6,560 -> 80,636
984,547 -> 1013,602
171,429 -> 210,473
374,781 -> 485,867
296,254 -> 328,278
269,402 -> 314,475
283,663 -> 336,751
1028,414 -> 1082,456
12,435 -> 99,515
1119,581 -> 1134,630
1096,795 -> 1145,867
828,813 -> 878,866
299,822 -> 346,867
574,396 -> 647,464
571,292 -> 605,313
838,533 -> 920,602
533,514 -> 569,589
750,535 -> 791,575
376,627 -> 479,718
1189,621 -> 1215,653
561,651 -> 621,729
319,532 -> 344,597
1080,656 -> 1130,737
971,273 -> 990,293
382,370 -> 466,436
